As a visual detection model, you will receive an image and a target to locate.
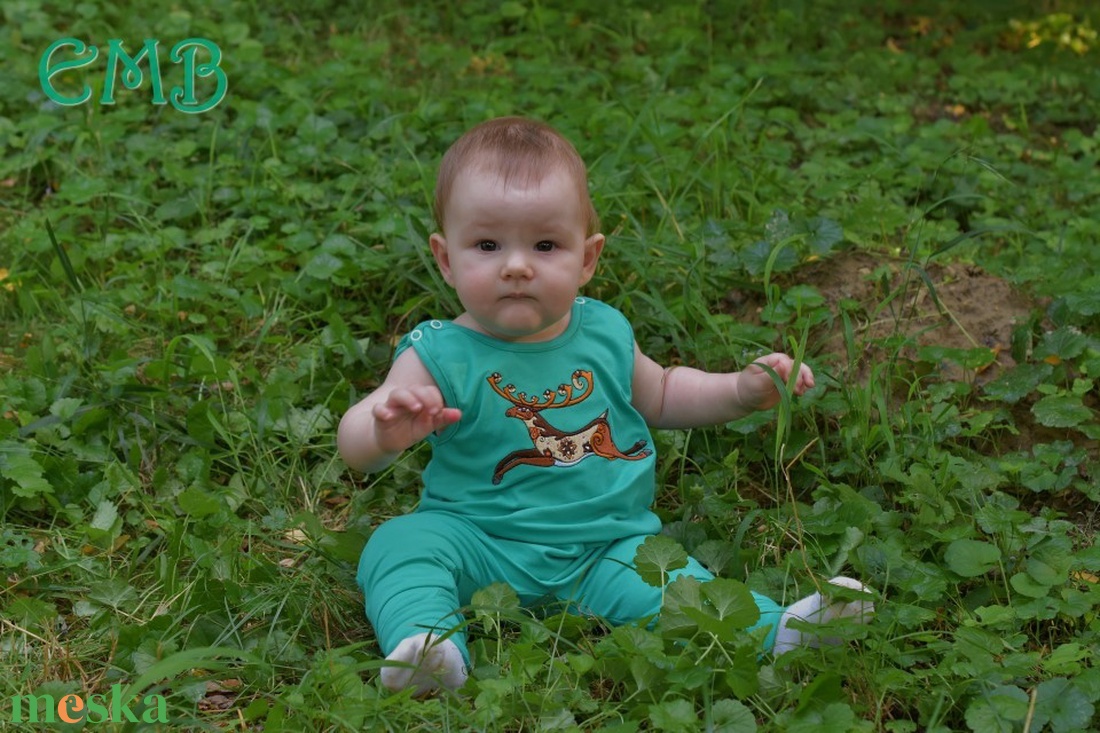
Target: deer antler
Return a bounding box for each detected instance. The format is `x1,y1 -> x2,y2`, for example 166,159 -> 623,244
487,372 -> 543,407
487,370 -> 594,410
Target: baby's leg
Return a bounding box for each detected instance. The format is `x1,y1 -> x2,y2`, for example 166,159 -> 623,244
571,536 -> 872,654
773,576 -> 875,655
569,535 -> 784,650
358,512 -> 499,693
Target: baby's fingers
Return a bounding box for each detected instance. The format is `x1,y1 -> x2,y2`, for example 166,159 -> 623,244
373,388 -> 425,422
790,362 -> 815,395
753,354 -> 815,395
751,353 -> 792,380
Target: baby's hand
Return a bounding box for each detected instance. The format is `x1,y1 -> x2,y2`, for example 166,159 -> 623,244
739,353 -> 815,411
372,386 -> 462,454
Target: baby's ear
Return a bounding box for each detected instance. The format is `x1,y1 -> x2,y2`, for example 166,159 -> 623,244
429,234 -> 455,286
580,233 -> 605,283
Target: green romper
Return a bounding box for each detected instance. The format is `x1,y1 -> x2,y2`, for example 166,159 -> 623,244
357,298 -> 784,664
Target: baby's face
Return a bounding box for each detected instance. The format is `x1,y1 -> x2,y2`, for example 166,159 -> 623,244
429,165 -> 603,342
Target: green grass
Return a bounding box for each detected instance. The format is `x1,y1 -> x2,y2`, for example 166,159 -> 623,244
2,0 -> 1100,730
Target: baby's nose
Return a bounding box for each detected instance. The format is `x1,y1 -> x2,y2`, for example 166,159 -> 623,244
502,250 -> 533,276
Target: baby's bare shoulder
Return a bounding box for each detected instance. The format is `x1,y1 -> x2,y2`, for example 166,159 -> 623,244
377,347 -> 439,395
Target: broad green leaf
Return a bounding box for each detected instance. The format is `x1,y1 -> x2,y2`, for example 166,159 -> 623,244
320,233 -> 357,256
796,671 -> 844,711
3,596 -> 57,626
918,345 -> 997,370
1071,377 -> 1094,397
471,582 -> 520,611
742,240 -> 799,277
472,582 -> 520,639
1010,572 -> 1050,599
783,284 -> 825,310
296,113 -> 338,144
500,0 -> 527,18
272,405 -> 333,442
702,579 -> 761,629
946,455 -> 1003,492
945,539 -> 1001,577
803,216 -> 843,255
1078,544 -> 1100,570
177,486 -> 223,518
953,626 -> 1001,657
186,400 -> 216,444
1043,644 -> 1090,676
723,646 -> 760,699
1060,291 -> 1100,317
975,494 -> 1028,535
0,529 -> 41,570
633,535 -> 688,588
764,209 -> 795,243
629,653 -> 665,693
1026,556 -> 1069,586
49,397 -> 83,419
154,196 -> 199,221
660,574 -> 703,636
1035,326 -> 1088,362
787,702 -> 856,733
683,607 -> 740,639
170,273 -> 215,299
88,500 -> 120,534
304,252 -> 344,280
1030,678 -> 1094,733
711,699 -> 757,733
1032,394 -> 1092,428
537,709 -> 577,731
964,685 -> 1029,733
982,362 -> 1052,403
88,577 -> 139,610
649,699 -> 696,732
320,528 -> 370,564
1020,457 -> 1075,493
0,447 -> 53,498
974,605 -> 1016,628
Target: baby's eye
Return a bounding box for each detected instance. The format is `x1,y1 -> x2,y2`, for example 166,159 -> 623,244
476,240 -> 499,252
534,240 -> 556,252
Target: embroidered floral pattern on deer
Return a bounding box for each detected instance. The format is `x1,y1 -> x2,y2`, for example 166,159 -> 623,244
487,369 -> 651,484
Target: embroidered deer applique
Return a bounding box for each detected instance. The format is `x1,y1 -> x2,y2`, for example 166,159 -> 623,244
487,369 -> 652,485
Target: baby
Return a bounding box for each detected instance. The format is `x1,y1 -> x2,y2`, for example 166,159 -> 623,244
338,116 -> 872,695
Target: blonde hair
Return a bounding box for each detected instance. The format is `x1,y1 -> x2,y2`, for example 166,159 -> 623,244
433,116 -> 600,236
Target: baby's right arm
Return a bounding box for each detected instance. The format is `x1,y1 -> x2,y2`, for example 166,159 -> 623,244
337,348 -> 462,473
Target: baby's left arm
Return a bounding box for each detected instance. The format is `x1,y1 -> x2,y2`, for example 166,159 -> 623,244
631,345 -> 814,430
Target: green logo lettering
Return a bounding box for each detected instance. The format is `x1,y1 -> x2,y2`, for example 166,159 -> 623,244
143,693 -> 169,723
108,684 -> 140,723
39,37 -> 225,113
101,39 -> 165,105
86,693 -> 110,724
38,37 -> 99,106
170,38 -> 227,113
11,693 -> 54,723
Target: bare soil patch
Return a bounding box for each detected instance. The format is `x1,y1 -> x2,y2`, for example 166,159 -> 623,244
724,250 -> 1040,385
722,250 -> 1100,527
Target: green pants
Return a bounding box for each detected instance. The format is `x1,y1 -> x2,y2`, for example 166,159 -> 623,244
358,511 -> 784,664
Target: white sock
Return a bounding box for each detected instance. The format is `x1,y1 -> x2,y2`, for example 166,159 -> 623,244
380,632 -> 468,695
773,576 -> 874,656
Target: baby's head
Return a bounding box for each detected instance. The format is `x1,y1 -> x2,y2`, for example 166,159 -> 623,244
433,117 -> 600,237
